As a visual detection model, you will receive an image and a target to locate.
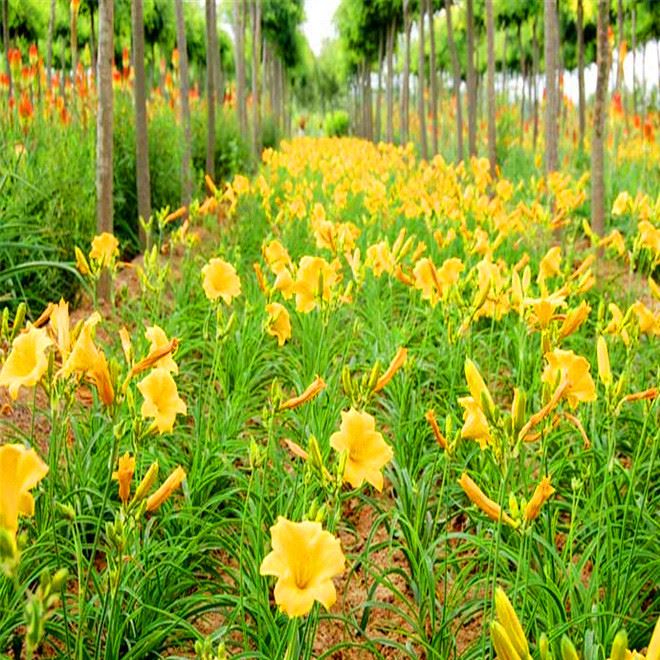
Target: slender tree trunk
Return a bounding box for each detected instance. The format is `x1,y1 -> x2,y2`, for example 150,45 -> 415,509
485,0 -> 496,177
132,0 -> 151,247
206,0 -> 217,177
365,61 -> 373,141
90,5 -> 97,76
96,0 -> 114,301
418,4 -> 428,159
466,0 -> 477,157
502,28 -> 507,103
445,0 -> 463,163
70,0 -> 78,84
234,0 -> 248,137
47,0 -> 56,85
544,0 -> 559,174
175,0 -> 192,208
615,0 -> 624,91
2,0 -> 11,97
532,17 -> 539,150
250,0 -> 261,156
376,31 -> 384,142
592,0 -> 609,237
427,0 -> 438,156
401,0 -> 411,144
386,18 -> 395,142
631,5 -> 636,116
518,24 -> 525,140
577,0 -> 586,147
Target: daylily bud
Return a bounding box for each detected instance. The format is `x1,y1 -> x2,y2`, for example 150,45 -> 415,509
609,630 -> 628,660
511,388 -> 526,436
596,336 -> 612,387
539,633 -> 552,660
560,635 -> 579,660
490,621 -> 519,660
494,588 -> 529,658
132,461 -> 159,504
10,302 -> 26,341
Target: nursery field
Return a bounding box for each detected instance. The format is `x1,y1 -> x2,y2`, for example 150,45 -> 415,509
1,135 -> 659,659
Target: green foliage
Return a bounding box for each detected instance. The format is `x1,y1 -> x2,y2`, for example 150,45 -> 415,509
324,110 -> 350,137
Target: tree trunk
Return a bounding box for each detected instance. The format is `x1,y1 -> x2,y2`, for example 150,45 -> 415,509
234,0 -> 248,137
631,5 -> 636,116
544,0 -> 558,174
386,18 -> 395,142
250,0 -> 261,156
364,61 -> 373,141
47,0 -> 56,86
206,0 -> 217,177
2,0 -> 11,97
466,0 -> 477,157
90,5 -> 97,77
445,0 -> 463,163
577,0 -> 586,147
70,1 -> 78,84
132,0 -> 151,247
485,0 -> 496,177
418,4 -> 428,159
96,0 -> 114,301
518,23 -> 525,140
615,0 -> 623,91
532,16 -> 539,150
427,0 -> 438,156
592,0 -> 609,237
175,0 -> 193,208
401,0 -> 411,144
376,31 -> 384,142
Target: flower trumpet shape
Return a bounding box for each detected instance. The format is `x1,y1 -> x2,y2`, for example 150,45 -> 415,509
523,476 -> 555,522
374,347 -> 407,392
260,517 -> 345,617
330,408 -> 393,491
146,466 -> 186,512
112,453 -> 135,504
458,473 -> 517,528
541,349 -> 596,408
279,375 -> 326,411
89,232 -> 119,268
265,303 -> 292,347
201,258 -> 242,304
0,325 -> 53,400
137,368 -> 187,434
60,313 -> 114,406
0,444 -> 49,538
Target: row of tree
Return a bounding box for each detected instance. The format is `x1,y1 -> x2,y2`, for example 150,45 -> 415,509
333,0 -> 659,236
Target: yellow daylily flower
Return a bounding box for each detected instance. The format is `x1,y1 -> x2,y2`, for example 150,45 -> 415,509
330,408 -> 393,491
146,466 -> 186,511
259,516 -> 345,617
60,313 -> 114,406
137,368 -> 187,434
293,256 -> 341,313
541,349 -> 597,408
201,258 -> 242,304
112,452 -> 135,504
457,473 -> 517,527
145,325 -> 179,373
89,232 -> 119,268
0,325 -> 53,400
0,444 -> 49,538
265,302 -> 292,347
523,476 -> 555,522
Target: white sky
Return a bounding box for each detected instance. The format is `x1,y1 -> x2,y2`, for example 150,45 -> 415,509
303,0 -> 340,55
